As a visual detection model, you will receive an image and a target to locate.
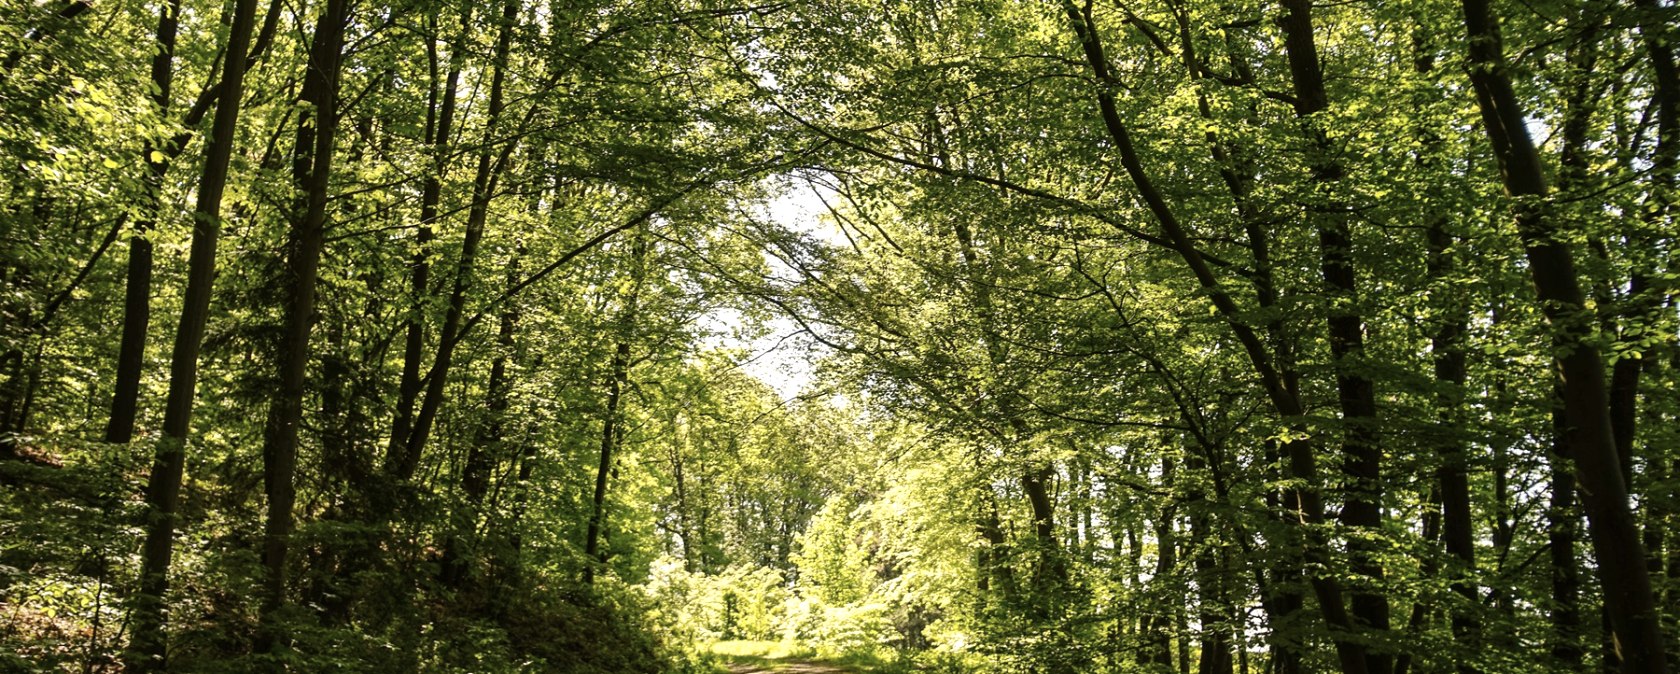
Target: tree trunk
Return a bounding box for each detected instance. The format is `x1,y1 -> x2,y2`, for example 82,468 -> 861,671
385,16 -> 463,478
583,339 -> 630,584
1428,220 -> 1480,667
1190,456 -> 1232,674
1059,5 -> 1368,672
1276,5 -> 1390,671
1022,464 -> 1066,611
104,0 -> 183,444
393,0 -> 517,481
583,228 -> 644,584
1550,400 -> 1585,667
255,0 -> 347,655
442,240 -> 521,590
1150,457 -> 1177,670
123,0 -> 261,664
1459,1 -> 1668,670
977,481 -> 1017,606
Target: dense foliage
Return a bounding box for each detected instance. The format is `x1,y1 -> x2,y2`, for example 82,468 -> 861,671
1,0 -> 1676,672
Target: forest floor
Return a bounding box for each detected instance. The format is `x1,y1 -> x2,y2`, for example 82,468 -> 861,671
723,660 -> 854,674
711,641 -> 880,674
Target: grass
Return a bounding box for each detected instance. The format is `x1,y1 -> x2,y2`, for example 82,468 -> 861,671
711,640 -> 817,661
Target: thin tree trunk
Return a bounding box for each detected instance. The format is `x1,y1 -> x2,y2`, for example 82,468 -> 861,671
1459,1 -> 1668,670
1393,485 -> 1442,674
583,339 -> 630,584
255,0 -> 348,654
104,0 -> 286,445
1550,399 -> 1585,668
394,0 -> 518,480
977,481 -> 1017,605
442,241 -> 521,590
1275,5 -> 1389,671
1059,5 -> 1368,672
939,133 -> 1065,614
104,0 -> 183,444
385,17 -> 463,477
1550,15 -> 1600,669
123,0 -> 261,663
1190,455 -> 1232,674
1409,26 -> 1482,667
1428,220 -> 1480,666
583,228 -> 645,584
1021,464 -> 1066,610
1627,5 -> 1678,661
671,432 -> 695,571
1151,455 -> 1177,669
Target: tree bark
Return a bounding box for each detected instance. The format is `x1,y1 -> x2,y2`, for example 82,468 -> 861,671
255,0 -> 348,655
1189,453 -> 1232,674
1459,1 -> 1668,670
584,229 -> 645,584
392,0 -> 517,480
442,241 -> 521,590
104,0 -> 183,444
1059,5 -> 1368,672
1550,400 -> 1585,667
583,339 -> 631,584
1275,5 -> 1389,671
385,16 -> 463,478
124,0 -> 261,664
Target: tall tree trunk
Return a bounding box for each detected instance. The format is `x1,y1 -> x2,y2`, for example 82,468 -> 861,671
1627,4 -> 1678,662
941,138 -> 1064,614
1275,5 -> 1389,672
584,230 -> 645,584
1059,5 -> 1368,672
583,339 -> 631,584
255,0 -> 348,655
385,16 -> 463,477
1409,25 -> 1482,666
104,0 -> 183,444
103,0 -> 284,445
442,241 -> 521,590
670,430 -> 695,571
1021,464 -> 1066,612
392,0 -> 518,480
1190,454 -> 1232,674
123,0 -> 261,664
1428,220 -> 1480,666
1459,1 -> 1668,671
1550,400 -> 1585,668
977,480 -> 1017,606
1149,455 -> 1177,669
1393,485 -> 1442,674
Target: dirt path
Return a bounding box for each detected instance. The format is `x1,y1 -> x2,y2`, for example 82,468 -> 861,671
724,660 -> 854,674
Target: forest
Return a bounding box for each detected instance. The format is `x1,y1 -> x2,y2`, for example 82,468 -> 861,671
1,0 -> 1677,671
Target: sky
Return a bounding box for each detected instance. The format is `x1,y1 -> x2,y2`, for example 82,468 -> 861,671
703,177 -> 846,401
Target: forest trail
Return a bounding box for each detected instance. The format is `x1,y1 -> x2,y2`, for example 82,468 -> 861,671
713,642 -> 866,674
724,661 -> 854,674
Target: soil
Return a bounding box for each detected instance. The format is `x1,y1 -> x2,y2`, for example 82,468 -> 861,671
724,660 -> 854,674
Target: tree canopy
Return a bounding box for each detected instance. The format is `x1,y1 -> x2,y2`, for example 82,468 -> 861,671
1,0 -> 1676,672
